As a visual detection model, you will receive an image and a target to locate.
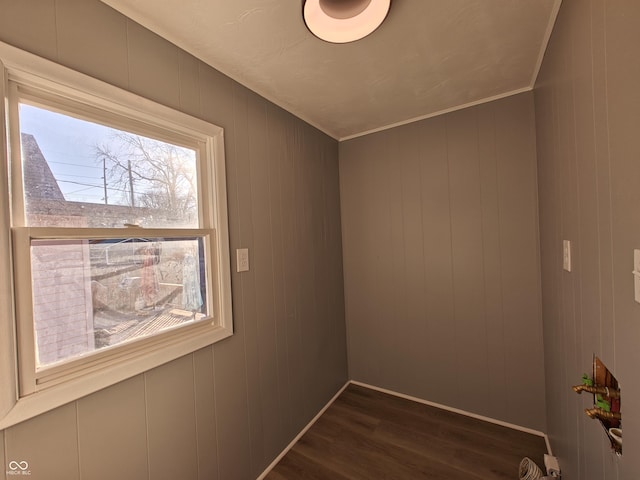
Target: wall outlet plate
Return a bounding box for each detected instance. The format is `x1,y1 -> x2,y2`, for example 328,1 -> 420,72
544,454 -> 561,476
236,248 -> 249,272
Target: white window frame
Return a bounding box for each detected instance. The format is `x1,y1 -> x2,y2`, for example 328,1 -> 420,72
0,41 -> 233,428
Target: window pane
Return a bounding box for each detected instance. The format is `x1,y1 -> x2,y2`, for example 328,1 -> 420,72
19,103 -> 199,228
30,236 -> 208,369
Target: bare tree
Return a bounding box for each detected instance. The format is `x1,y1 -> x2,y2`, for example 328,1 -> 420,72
96,132 -> 198,224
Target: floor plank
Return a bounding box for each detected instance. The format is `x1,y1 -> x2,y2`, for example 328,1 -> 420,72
265,384 -> 547,480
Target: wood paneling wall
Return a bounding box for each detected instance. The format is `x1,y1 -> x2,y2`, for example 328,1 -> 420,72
340,93 -> 546,431
0,1 -> 347,479
535,0 -> 640,478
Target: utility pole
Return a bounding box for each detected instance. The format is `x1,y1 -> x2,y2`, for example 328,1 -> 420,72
102,157 -> 108,205
128,159 -> 135,207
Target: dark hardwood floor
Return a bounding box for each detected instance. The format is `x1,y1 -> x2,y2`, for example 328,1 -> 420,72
265,384 -> 547,480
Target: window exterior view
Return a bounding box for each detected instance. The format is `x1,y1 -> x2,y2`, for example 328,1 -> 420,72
30,236 -> 207,368
19,107 -> 208,369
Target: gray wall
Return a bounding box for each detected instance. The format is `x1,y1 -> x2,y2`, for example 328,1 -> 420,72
340,92 -> 546,431
535,0 -> 640,478
0,1 -> 347,479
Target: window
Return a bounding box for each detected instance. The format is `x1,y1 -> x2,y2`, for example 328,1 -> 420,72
0,42 -> 233,427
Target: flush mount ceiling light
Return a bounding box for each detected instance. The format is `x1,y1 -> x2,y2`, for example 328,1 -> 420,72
303,0 -> 391,44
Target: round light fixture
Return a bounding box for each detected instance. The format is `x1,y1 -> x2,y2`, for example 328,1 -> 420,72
303,0 -> 391,44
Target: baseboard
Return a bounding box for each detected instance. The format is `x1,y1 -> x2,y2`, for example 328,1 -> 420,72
351,380 -> 552,454
256,381 -> 350,480
544,435 -> 553,457
257,379 -> 552,479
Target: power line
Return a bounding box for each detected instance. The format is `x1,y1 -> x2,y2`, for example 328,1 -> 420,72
65,185 -> 103,195
56,179 -> 102,189
55,173 -> 101,180
48,160 -> 102,169
56,179 -> 131,194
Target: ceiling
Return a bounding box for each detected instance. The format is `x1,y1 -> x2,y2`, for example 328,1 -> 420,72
101,0 -> 561,141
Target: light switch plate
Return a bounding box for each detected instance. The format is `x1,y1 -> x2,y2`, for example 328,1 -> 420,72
237,248 -> 249,272
634,249 -> 640,303
563,240 -> 571,272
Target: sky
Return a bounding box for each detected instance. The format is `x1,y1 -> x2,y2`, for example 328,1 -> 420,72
20,103 -> 118,204
19,103 -> 197,206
